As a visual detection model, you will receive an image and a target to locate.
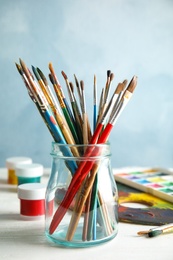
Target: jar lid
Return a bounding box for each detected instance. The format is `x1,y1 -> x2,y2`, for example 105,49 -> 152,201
6,157 -> 32,169
18,183 -> 46,200
15,163 -> 43,177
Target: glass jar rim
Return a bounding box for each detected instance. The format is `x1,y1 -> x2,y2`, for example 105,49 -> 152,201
50,141 -> 111,159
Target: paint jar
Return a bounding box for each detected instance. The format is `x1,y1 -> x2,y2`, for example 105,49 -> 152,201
18,183 -> 46,220
15,163 -> 44,185
6,157 -> 32,185
45,142 -> 118,248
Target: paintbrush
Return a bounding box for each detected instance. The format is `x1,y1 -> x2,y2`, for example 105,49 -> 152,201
104,71 -> 114,104
108,76 -> 137,125
19,59 -> 49,108
36,67 -> 64,117
49,62 -> 75,125
97,71 -> 114,125
49,73 -> 80,144
80,80 -> 88,145
107,79 -> 128,116
69,82 -> 83,143
61,71 -> 83,144
15,63 -> 34,97
137,223 -> 173,238
103,70 -> 111,103
69,81 -> 83,125
74,74 -> 82,110
15,63 -> 46,116
32,65 -> 54,110
80,77 -> 95,239
96,88 -> 104,125
74,75 -> 92,141
93,74 -> 97,131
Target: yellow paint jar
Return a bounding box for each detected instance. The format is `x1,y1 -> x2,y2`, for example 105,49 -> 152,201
6,157 -> 32,185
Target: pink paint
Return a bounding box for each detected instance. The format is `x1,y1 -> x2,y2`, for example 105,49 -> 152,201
146,183 -> 163,188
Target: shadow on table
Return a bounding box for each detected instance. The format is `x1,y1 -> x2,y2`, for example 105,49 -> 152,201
0,186 -> 17,193
0,213 -> 20,221
0,227 -> 75,250
0,215 -> 48,246
0,215 -> 90,250
0,178 -> 17,192
0,179 -> 7,184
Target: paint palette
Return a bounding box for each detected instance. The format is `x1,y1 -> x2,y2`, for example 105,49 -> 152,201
113,167 -> 173,203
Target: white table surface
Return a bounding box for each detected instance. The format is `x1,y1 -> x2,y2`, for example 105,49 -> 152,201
0,168 -> 172,260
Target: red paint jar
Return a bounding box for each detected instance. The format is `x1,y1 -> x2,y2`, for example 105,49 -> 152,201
18,183 -> 46,220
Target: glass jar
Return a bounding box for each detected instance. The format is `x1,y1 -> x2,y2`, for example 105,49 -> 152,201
45,142 -> 118,248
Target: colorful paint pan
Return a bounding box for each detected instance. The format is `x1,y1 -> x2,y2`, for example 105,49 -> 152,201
114,167 -> 173,203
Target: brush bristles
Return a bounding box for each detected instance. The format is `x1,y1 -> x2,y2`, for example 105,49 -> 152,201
48,62 -> 60,86
110,73 -> 114,82
69,82 -> 74,93
94,74 -> 96,86
80,80 -> 84,90
74,74 -> 79,87
127,76 -> 138,93
32,65 -> 40,81
107,70 -> 111,78
115,81 -> 126,94
61,70 -> 68,80
37,68 -> 48,86
49,73 -> 55,85
15,63 -> 22,74
48,62 -> 53,71
148,230 -> 163,237
20,59 -> 33,82
137,230 -> 149,236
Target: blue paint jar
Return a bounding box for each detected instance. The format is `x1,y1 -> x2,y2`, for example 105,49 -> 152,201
15,163 -> 43,185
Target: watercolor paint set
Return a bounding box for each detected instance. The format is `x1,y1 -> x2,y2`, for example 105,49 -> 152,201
113,167 -> 173,203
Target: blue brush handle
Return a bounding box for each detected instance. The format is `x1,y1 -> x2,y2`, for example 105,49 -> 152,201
93,105 -> 97,131
44,110 -> 77,174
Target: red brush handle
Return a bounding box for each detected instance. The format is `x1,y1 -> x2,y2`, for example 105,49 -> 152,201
98,123 -> 113,144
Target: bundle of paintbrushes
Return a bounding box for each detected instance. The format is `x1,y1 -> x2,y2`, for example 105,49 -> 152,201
15,59 -> 138,244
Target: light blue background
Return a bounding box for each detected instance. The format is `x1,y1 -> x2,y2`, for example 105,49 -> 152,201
0,0 -> 173,169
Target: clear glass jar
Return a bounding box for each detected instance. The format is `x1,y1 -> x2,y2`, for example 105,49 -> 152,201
45,142 -> 118,248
